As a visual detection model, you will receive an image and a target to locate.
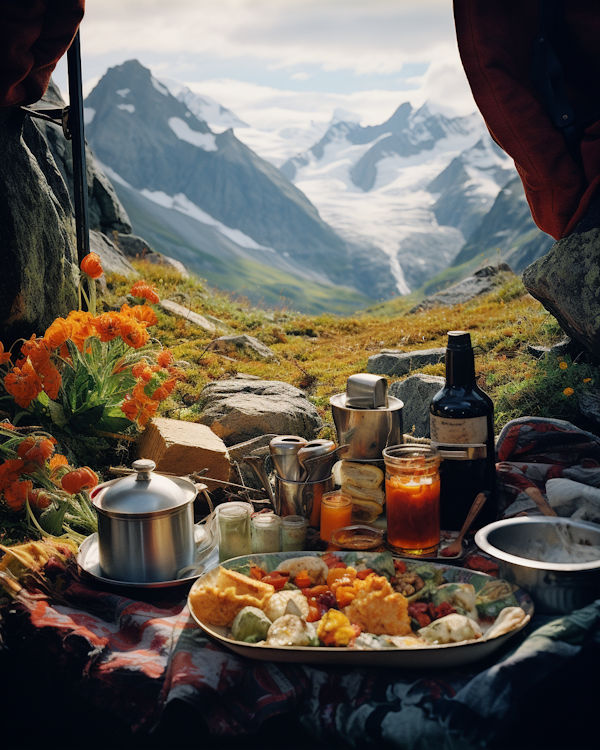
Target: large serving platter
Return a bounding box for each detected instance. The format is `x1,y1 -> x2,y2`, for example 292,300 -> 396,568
188,550 -> 533,668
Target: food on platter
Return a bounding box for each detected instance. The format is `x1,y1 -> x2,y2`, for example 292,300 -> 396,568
266,614 -> 317,647
342,572 -> 411,636
190,551 -> 531,651
188,566 -> 274,626
231,606 -> 272,643
265,590 -> 310,621
418,613 -> 482,645
274,556 -> 329,585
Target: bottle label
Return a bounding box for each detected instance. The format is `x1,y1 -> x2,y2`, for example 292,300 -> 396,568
430,414 -> 488,445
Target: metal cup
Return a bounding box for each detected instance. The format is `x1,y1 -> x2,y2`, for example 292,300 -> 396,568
274,474 -> 334,519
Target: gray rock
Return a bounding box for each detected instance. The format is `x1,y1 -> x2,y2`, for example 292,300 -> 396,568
89,230 -> 138,276
0,107 -> 78,343
411,264 -> 515,312
368,348 -> 446,377
159,299 -> 218,334
198,377 -> 322,446
527,338 -> 571,360
522,196 -> 600,354
388,374 -> 445,438
114,232 -> 189,277
39,80 -> 132,234
208,334 -> 276,360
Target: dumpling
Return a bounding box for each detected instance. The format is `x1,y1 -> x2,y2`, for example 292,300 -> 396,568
431,583 -> 478,620
275,556 -> 329,585
230,606 -> 272,643
266,615 -> 317,647
418,613 -> 482,645
264,590 -> 310,622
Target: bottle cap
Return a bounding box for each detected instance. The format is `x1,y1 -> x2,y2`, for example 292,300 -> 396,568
446,331 -> 471,350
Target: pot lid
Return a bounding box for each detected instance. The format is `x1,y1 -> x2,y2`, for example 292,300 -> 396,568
94,459 -> 195,514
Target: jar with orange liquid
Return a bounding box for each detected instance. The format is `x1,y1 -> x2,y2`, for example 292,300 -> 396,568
319,491 -> 353,543
383,445 -> 441,556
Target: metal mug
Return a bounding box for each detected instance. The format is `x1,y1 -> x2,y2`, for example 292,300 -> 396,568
274,474 -> 334,519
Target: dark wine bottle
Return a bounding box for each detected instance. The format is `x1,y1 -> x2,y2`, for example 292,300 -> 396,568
430,331 -> 496,531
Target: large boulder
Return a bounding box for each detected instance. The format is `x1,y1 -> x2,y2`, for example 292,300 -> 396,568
0,107 -> 78,344
368,348 -> 445,377
197,375 -> 322,445
522,197 -> 600,355
388,374 -> 445,438
39,80 -> 132,235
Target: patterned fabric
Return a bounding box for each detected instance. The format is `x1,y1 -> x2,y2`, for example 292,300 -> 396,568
495,416 -> 600,517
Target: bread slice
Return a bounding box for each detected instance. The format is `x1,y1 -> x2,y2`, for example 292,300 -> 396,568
189,567 -> 275,627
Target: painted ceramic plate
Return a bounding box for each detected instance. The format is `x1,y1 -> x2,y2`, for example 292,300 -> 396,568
188,550 -> 533,668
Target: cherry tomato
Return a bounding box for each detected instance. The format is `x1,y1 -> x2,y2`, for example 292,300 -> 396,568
262,572 -> 289,590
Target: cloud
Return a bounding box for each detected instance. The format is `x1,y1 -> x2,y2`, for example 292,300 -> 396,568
80,0 -> 456,75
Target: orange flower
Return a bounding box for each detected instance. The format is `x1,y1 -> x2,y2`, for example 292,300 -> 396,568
563,387 -> 574,396
49,454 -> 70,481
0,341 -> 11,365
43,317 -> 73,350
4,479 -> 33,511
130,281 -> 160,304
157,349 -> 174,367
20,335 -> 51,369
132,363 -> 155,382
17,436 -> 56,465
4,359 -> 44,408
40,362 -> 62,400
137,399 -> 159,427
151,386 -> 170,402
91,312 -> 122,342
61,467 -> 99,494
128,304 -> 158,326
80,252 -> 104,279
121,395 -> 139,421
0,459 -> 26,490
28,488 -> 53,510
120,318 -> 150,349
559,361 -> 568,370
66,310 -> 95,351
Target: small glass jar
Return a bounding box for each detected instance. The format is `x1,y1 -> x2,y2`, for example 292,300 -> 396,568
319,491 -> 353,543
217,504 -> 251,562
251,513 -> 282,553
281,515 -> 308,551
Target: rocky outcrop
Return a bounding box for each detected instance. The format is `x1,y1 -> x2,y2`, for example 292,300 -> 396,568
0,107 -> 78,344
197,375 -> 322,446
38,80 -> 132,235
411,264 -> 515,313
368,348 -> 446,377
522,197 -> 600,355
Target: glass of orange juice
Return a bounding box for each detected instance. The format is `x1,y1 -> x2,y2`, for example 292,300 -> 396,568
383,445 -> 441,556
320,491 -> 353,543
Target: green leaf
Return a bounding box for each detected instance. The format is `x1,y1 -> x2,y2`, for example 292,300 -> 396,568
65,403 -> 106,431
97,415 -> 135,433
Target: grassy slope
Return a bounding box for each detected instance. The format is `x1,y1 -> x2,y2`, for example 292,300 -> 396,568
108,263 -> 598,439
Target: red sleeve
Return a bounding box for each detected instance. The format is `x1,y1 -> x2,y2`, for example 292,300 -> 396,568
453,0 -> 600,239
0,0 -> 85,108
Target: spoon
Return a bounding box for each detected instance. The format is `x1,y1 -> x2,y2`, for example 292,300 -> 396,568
440,491 -> 488,557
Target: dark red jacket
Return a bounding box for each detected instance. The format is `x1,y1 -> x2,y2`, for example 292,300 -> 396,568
454,0 -> 600,239
0,0 -> 85,108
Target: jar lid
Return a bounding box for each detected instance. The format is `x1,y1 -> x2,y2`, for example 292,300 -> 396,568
94,459 -> 195,514
252,513 -> 282,528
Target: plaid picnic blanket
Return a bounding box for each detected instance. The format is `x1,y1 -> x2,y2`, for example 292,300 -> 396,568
1,417 -> 599,748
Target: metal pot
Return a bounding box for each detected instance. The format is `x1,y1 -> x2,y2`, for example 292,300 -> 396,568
330,392 -> 403,460
475,517 -> 600,614
91,459 -> 197,583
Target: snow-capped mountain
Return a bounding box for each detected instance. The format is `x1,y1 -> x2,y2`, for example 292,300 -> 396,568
277,102 -> 521,291
83,60 -> 394,312
158,76 -> 250,132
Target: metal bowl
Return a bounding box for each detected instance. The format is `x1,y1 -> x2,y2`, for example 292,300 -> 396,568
475,517 -> 600,614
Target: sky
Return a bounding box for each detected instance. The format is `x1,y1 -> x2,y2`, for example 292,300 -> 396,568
53,0 -> 478,132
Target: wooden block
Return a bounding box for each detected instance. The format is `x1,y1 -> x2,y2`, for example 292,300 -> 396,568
137,417 -> 230,490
